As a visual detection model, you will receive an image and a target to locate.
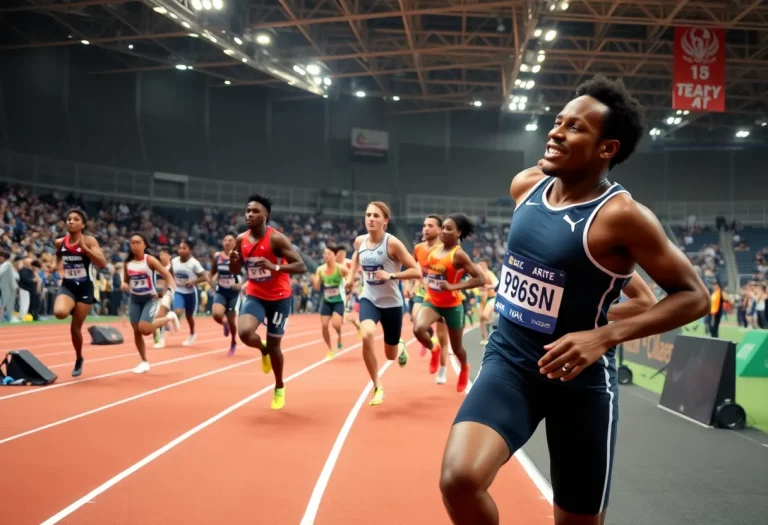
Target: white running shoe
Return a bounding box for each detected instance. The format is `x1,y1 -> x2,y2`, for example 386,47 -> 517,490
182,334 -> 196,346
436,366 -> 447,385
153,337 -> 165,349
166,311 -> 181,331
132,361 -> 150,374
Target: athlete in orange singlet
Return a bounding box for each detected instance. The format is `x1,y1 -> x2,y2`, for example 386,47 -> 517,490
412,214 -> 485,392
410,215 -> 450,383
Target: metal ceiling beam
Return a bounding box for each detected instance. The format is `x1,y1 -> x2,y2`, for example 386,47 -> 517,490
335,0 -> 390,95
0,31 -> 192,50
397,0 -> 427,95
0,0 -> 135,13
249,0 -> 524,29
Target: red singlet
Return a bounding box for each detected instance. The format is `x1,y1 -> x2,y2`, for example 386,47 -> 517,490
241,227 -> 292,301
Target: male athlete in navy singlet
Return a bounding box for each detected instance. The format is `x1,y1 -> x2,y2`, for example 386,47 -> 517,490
439,75 -> 710,525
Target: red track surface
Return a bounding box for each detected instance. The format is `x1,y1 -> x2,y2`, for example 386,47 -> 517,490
1,315 -> 552,524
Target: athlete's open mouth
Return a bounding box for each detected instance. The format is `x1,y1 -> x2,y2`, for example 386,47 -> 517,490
545,143 -> 566,158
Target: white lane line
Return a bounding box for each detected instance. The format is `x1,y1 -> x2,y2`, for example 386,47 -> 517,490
449,325 -> 554,506
38,335 -> 380,525
299,337 -> 417,524
0,325 -> 322,401
0,332 -> 355,446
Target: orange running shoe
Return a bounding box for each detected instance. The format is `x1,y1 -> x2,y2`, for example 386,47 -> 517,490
429,337 -> 441,375
457,363 -> 470,393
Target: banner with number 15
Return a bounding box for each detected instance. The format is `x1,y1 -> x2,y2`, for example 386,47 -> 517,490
672,27 -> 726,113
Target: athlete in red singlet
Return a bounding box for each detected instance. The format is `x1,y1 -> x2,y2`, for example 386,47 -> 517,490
229,194 -> 307,410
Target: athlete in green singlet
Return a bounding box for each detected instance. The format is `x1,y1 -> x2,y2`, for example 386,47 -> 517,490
312,246 -> 350,359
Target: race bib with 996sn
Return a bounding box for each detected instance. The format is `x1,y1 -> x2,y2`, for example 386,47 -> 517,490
494,251 -> 566,335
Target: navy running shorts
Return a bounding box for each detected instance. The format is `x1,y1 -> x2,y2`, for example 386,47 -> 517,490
359,298 -> 402,346
129,294 -> 158,325
213,290 -> 240,312
240,295 -> 291,338
320,300 -> 345,317
454,340 -> 619,515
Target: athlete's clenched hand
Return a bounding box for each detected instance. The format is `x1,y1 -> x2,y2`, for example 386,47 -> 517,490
538,329 -> 614,382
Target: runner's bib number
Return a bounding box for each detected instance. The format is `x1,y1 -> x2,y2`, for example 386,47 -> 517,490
324,287 -> 340,299
426,273 -> 446,291
494,251 -> 566,335
130,276 -> 151,292
246,258 -> 271,282
218,276 -> 235,288
362,265 -> 385,285
64,266 -> 87,280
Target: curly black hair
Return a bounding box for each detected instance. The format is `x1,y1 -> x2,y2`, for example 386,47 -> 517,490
574,74 -> 646,170
247,193 -> 273,217
445,213 -> 475,241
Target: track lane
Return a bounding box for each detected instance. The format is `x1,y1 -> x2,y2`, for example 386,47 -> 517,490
309,329 -> 553,525
57,335 -> 417,525
2,327 -> 339,525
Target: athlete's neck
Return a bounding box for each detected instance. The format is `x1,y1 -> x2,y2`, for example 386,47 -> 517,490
425,237 -> 440,248
222,249 -> 232,257
250,223 -> 267,239
327,260 -> 337,271
68,231 -> 83,243
548,174 -> 610,207
367,230 -> 385,244
180,255 -> 190,263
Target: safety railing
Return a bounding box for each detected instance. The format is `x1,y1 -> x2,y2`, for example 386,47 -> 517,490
654,200 -> 768,227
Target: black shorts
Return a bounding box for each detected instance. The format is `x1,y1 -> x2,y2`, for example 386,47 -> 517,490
213,290 -> 240,312
359,298 -> 402,346
240,296 -> 291,338
454,341 -> 619,515
57,280 -> 95,305
320,300 -> 344,317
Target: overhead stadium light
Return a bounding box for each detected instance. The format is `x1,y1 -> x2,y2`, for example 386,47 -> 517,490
191,0 -> 203,10
392,96 -> 400,101
356,90 -> 366,98
213,0 -> 224,9
306,64 -> 322,76
153,6 -> 168,14
545,30 -> 557,41
256,33 -> 271,45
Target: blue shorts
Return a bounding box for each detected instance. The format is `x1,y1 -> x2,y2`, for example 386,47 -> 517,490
173,291 -> 198,317
240,296 -> 291,338
359,298 -> 402,346
320,300 -> 344,317
454,341 -> 619,515
213,290 -> 240,312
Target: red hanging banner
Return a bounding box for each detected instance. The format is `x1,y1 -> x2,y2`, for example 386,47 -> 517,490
672,27 -> 726,112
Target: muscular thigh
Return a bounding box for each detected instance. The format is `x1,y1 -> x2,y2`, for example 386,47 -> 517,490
453,347 -> 544,455
544,379 -> 619,516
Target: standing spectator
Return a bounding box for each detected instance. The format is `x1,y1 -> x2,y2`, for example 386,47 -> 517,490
17,256 -> 38,321
0,250 -> 15,321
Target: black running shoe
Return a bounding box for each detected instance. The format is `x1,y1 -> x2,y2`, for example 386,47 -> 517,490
72,357 -> 84,377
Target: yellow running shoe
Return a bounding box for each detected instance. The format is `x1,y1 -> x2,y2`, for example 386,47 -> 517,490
271,387 -> 285,410
397,339 -> 408,368
326,349 -> 335,360
261,354 -> 272,374
369,387 -> 384,406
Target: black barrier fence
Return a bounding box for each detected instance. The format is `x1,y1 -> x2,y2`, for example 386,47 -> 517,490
620,322 -> 707,371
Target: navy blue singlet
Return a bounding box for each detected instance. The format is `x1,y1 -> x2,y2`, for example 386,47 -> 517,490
491,175 -> 634,386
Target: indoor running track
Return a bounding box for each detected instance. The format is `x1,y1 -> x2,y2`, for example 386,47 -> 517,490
1,315 -> 553,524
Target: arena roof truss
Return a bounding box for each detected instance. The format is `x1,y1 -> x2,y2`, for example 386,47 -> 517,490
2,0 -> 768,139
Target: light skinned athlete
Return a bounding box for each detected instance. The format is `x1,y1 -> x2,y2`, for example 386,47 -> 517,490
335,245 -> 361,334
312,246 -> 350,359
413,214 -> 485,393
53,209 -> 107,377
229,194 -> 307,410
211,234 -> 242,355
440,75 -> 710,525
410,215 -> 450,382
171,239 -> 209,346
345,201 -> 421,406
122,233 -> 180,373
152,247 -> 174,349
477,259 -> 499,344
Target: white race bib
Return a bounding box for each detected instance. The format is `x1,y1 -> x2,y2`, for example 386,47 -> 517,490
362,265 -> 384,285
324,287 -> 340,299
427,274 -> 446,291
218,276 -> 235,288
130,277 -> 150,291
64,267 -> 87,280
494,251 -> 566,335
246,258 -> 271,282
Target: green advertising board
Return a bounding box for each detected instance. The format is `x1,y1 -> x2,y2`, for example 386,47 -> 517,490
735,331 -> 768,377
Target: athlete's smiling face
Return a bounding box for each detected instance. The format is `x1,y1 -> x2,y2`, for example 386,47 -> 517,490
439,218 -> 460,246
323,248 -> 335,264
222,235 -> 236,252
130,235 -> 146,258
365,204 -> 387,233
66,212 -> 85,233
245,201 -> 267,228
422,218 -> 440,242
539,95 -> 620,179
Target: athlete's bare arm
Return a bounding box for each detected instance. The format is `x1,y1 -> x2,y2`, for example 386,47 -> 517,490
443,250 -> 486,292
229,235 -> 244,274
81,235 -> 107,269
607,271 -> 657,321
311,266 -> 323,290
148,255 -> 176,292
210,252 -> 220,280
380,237 -> 421,281
265,232 -> 307,275
539,198 -> 709,381
510,167 -> 547,206
337,263 -> 350,279
345,236 -> 364,293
